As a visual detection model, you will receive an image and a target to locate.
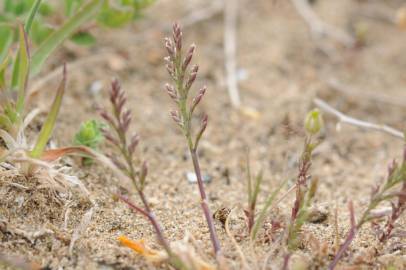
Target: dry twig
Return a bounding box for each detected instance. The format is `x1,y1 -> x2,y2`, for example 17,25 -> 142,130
225,208 -> 250,270
224,0 -> 241,108
314,98 -> 404,139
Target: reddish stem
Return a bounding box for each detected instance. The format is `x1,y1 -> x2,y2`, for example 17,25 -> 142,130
190,149 -> 221,256
118,194 -> 171,255
328,201 -> 356,270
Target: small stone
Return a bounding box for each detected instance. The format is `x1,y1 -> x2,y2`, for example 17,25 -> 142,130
186,172 -> 212,183
88,80 -> 103,96
308,207 -> 329,223
237,68 -> 248,81
213,207 -> 231,227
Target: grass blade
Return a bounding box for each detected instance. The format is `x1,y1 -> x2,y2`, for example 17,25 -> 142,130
252,170 -> 263,209
31,0 -> 104,75
25,0 -> 43,34
15,25 -> 30,114
251,178 -> 288,240
30,64 -> 66,158
0,26 -> 13,63
0,52 -> 10,89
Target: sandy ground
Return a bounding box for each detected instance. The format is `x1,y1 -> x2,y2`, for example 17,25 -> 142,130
1,0 -> 406,269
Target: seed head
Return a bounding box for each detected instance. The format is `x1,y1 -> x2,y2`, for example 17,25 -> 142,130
164,38 -> 175,59
172,22 -> 182,52
191,86 -> 207,112
185,65 -> 199,91
182,44 -> 196,71
200,114 -> 208,133
170,110 -> 182,127
165,83 -> 178,102
128,134 -> 140,155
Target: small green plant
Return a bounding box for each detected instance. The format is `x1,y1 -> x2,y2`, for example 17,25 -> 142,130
329,145 -> 406,269
74,119 -> 105,165
242,148 -> 287,241
286,108 -> 323,250
244,149 -> 263,234
0,24 -> 92,200
164,22 -> 222,258
249,172 -> 287,241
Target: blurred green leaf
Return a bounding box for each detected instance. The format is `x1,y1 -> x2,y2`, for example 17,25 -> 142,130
4,103 -> 18,124
30,65 -> 67,158
0,26 -> 13,63
38,2 -> 53,16
0,53 -> 10,89
65,0 -> 85,17
70,31 -> 96,46
25,0 -> 42,34
98,4 -> 133,28
15,25 -> 30,114
4,0 -> 14,13
31,20 -> 53,44
0,113 -> 13,130
31,0 -> 105,75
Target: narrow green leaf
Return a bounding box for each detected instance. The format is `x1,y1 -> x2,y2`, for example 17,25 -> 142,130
4,103 -> 18,124
31,0 -> 104,75
251,170 -> 263,208
0,26 -> 13,63
24,0 -> 42,34
65,0 -> 85,17
15,25 -> 30,114
0,53 -> 10,89
251,178 -> 289,240
0,113 -> 13,130
30,65 -> 67,158
31,20 -> 53,45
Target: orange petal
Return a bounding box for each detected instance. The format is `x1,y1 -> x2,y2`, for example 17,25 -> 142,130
118,236 -> 148,255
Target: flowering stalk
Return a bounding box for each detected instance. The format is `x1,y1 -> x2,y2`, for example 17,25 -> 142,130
164,23 -> 221,256
100,80 -> 187,269
329,146 -> 406,269
287,109 -> 322,250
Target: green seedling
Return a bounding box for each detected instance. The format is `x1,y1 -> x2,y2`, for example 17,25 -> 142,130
73,120 -> 105,165
244,149 -> 263,235
250,177 -> 288,241
243,148 -> 288,241
287,108 -> 323,250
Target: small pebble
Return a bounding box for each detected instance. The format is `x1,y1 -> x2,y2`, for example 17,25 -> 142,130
186,172 -> 212,183
88,80 -> 103,96
308,207 -> 329,223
